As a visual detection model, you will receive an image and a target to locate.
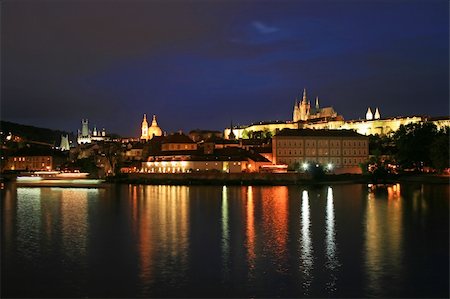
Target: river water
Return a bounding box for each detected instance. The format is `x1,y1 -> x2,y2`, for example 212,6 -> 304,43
1,183 -> 448,298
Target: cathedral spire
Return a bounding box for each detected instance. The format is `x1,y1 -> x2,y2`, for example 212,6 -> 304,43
315,96 -> 320,110
151,114 -> 158,126
302,88 -> 307,103
141,113 -> 149,141
228,120 -> 236,140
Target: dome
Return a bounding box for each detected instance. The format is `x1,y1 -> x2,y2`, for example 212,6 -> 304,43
148,115 -> 163,138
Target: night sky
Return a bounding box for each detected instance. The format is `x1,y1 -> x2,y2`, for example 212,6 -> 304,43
2,0 -> 449,137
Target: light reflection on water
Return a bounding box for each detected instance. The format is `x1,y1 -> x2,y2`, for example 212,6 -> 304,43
365,184 -> 403,297
325,186 -> 339,293
2,184 -> 448,298
300,190 -> 313,294
245,186 -> 256,279
221,186 -> 230,281
132,185 -> 190,296
17,188 -> 42,261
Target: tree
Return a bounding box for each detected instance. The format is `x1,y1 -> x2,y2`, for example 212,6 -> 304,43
393,122 -> 438,170
430,133 -> 450,172
305,162 -> 325,180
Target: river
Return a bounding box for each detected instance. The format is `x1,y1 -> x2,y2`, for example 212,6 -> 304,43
1,183 -> 448,297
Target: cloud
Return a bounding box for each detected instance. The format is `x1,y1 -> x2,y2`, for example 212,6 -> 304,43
251,21 -> 279,34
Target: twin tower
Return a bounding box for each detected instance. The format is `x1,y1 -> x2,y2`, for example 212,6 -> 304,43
140,114 -> 163,140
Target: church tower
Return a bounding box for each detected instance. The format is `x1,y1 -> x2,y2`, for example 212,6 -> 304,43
81,119 -> 89,137
374,107 -> 381,120
60,134 -> 70,151
366,108 -> 373,120
228,120 -> 236,140
299,88 -> 310,121
141,114 -> 149,140
77,119 -> 92,144
293,98 -> 300,122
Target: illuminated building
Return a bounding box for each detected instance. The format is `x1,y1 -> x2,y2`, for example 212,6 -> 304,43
141,114 -> 163,141
141,147 -> 271,173
272,129 -> 369,173
223,88 -> 449,138
59,134 -> 70,151
6,147 -> 66,171
77,119 -> 108,144
124,143 -> 144,161
161,132 -> 197,151
293,88 -> 339,122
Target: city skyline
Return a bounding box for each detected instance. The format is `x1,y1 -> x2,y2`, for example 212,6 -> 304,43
2,0 -> 449,136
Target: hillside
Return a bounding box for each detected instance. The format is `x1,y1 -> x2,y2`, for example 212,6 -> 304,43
0,121 -> 74,145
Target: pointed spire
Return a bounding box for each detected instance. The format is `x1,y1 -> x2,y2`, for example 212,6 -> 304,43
366,107 -> 373,120
302,88 -> 307,103
143,113 -> 147,121
229,119 -> 236,140
151,114 -> 158,126
315,96 -> 320,110
374,107 -> 381,119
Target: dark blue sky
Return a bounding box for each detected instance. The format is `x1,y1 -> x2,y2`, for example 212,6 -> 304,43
2,0 -> 449,136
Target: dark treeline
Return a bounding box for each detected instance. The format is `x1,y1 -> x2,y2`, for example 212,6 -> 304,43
368,122 -> 449,173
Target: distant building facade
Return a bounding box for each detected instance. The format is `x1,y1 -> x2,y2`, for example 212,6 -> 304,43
6,147 -> 66,171
161,132 -> 197,151
272,129 -> 369,173
141,147 -> 271,173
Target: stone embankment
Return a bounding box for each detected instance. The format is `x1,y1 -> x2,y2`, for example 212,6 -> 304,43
109,172 -> 369,185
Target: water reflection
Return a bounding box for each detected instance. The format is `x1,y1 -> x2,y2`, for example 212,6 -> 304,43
325,187 -> 339,293
261,187 -> 289,272
365,185 -> 403,296
2,186 -> 17,255
246,186 -> 256,277
61,189 -> 90,262
132,185 -> 190,295
221,186 -> 230,280
16,188 -> 42,260
300,190 -> 313,294
4,183 -> 447,298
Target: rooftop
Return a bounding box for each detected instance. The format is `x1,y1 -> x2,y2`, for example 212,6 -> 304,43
275,128 -> 366,138
162,133 -> 196,144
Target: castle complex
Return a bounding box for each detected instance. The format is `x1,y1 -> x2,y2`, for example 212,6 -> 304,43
224,88 -> 450,139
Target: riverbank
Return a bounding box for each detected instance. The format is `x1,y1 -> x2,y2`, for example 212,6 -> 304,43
105,172 -> 449,186
3,172 -> 448,187
107,172 -> 365,185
